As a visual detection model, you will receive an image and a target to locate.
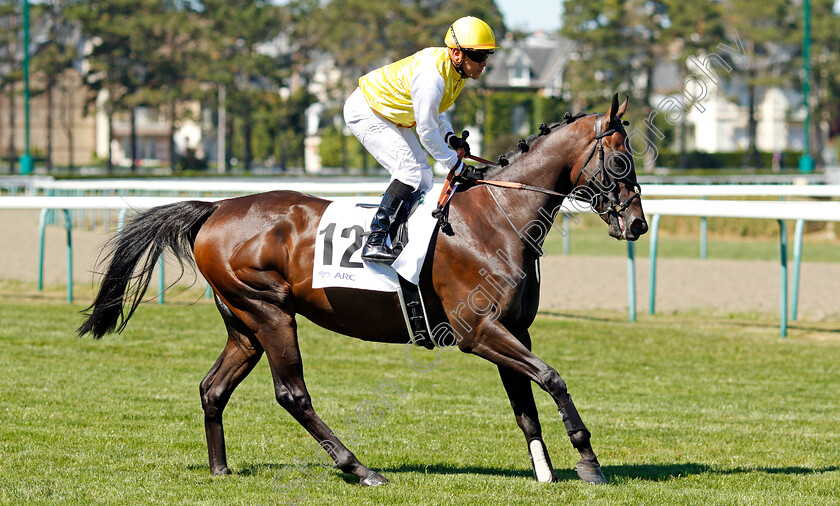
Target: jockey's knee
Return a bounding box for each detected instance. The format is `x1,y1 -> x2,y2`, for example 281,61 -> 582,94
418,168 -> 434,194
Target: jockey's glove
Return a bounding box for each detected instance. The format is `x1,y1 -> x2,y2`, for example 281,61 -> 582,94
453,160 -> 485,183
445,131 -> 471,156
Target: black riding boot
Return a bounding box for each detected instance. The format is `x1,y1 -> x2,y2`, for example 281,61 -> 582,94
362,180 -> 413,264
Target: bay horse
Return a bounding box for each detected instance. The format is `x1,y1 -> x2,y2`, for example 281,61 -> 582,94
79,94 -> 647,487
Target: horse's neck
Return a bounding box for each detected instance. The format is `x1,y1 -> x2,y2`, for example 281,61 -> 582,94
496,128 -> 574,192
488,128 -> 575,217
453,124 -> 597,259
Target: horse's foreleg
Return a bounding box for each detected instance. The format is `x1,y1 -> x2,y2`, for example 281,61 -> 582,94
200,333 -> 263,475
498,364 -> 556,483
259,311 -> 388,487
470,325 -> 606,484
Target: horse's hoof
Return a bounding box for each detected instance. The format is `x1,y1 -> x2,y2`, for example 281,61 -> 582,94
211,466 -> 231,476
576,462 -> 607,484
359,471 -> 389,487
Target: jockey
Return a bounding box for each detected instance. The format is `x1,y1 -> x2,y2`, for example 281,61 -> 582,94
343,16 -> 498,264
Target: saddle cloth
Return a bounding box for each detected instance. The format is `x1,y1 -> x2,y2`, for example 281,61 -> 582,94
312,186 -> 440,292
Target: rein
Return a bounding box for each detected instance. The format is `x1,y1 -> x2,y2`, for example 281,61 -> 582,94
467,153 -> 566,196
475,179 -> 566,198
456,113 -> 643,256
435,113 -> 642,256
474,114 -> 641,215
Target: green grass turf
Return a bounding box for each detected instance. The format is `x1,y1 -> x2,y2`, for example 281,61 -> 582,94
1,298 -> 838,505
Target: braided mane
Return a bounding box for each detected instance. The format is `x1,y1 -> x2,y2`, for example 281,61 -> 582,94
481,111 -> 592,177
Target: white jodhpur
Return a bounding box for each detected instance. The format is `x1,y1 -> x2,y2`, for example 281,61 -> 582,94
343,88 -> 434,194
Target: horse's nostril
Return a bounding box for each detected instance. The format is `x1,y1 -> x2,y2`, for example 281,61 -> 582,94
631,218 -> 647,235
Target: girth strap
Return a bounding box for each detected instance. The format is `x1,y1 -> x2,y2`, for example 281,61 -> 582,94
397,275 -> 435,349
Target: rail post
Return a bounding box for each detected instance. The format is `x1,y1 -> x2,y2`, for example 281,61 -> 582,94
64,210 -> 73,303
627,241 -> 636,322
790,219 -> 805,321
648,214 -> 662,315
778,220 -> 788,337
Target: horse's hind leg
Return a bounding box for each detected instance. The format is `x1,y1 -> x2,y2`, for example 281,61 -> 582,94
252,307 -> 388,486
200,299 -> 264,475
497,336 -> 557,483
471,325 -> 606,484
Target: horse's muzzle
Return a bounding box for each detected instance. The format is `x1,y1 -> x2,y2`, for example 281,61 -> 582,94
625,216 -> 648,241
622,212 -> 648,241
608,210 -> 647,241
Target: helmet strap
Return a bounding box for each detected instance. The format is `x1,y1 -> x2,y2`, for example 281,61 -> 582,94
449,26 -> 468,77
452,54 -> 468,77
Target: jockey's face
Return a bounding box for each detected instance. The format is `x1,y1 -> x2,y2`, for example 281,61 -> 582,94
450,48 -> 488,79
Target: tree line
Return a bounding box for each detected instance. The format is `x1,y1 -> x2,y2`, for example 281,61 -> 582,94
562,0 -> 840,169
0,0 -> 504,172
1,0 -> 838,173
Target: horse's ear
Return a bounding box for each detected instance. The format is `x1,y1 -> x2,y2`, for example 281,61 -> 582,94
617,94 -> 629,118
606,93 -> 619,122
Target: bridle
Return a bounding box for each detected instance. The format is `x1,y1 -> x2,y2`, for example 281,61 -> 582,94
468,113 -> 643,257
475,114 -> 641,215
570,113 -> 641,215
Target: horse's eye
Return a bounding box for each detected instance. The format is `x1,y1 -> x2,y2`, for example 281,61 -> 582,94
609,156 -> 628,175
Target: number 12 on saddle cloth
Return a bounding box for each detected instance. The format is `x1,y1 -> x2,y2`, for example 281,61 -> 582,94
312,186 -> 440,292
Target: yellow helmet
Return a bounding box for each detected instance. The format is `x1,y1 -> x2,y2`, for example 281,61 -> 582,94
444,16 -> 499,51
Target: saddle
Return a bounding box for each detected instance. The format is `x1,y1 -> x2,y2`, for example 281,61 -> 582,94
313,190 -> 439,348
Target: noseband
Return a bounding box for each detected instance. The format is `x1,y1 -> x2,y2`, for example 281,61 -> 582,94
571,114 -> 641,215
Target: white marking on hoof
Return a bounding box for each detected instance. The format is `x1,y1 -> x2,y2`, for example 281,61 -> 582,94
529,439 -> 553,483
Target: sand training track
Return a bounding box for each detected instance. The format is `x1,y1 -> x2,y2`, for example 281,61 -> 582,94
1,210 -> 838,320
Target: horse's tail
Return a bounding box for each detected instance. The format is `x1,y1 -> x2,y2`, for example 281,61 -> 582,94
77,200 -> 218,339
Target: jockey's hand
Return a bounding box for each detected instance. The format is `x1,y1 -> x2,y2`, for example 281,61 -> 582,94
445,130 -> 471,158
453,160 -> 485,183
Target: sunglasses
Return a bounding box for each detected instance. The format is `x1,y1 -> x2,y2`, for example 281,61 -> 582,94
463,49 -> 493,64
